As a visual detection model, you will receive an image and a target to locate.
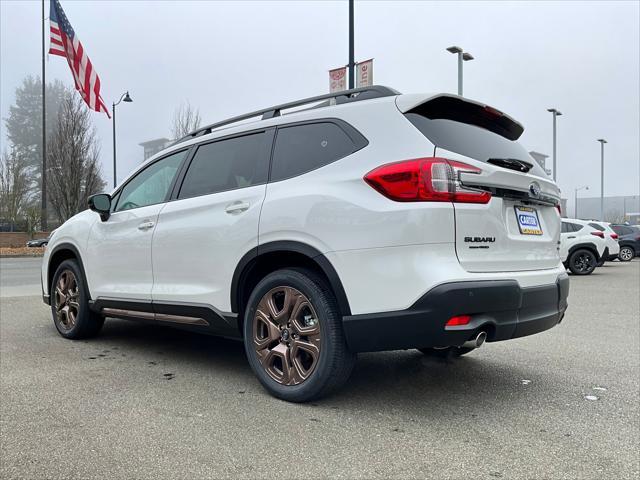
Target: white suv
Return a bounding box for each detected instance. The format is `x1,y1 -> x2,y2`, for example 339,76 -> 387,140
560,218 -> 607,275
42,86 -> 569,402
587,221 -> 620,265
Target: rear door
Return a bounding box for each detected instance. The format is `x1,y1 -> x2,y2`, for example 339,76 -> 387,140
399,94 -> 561,272
151,129 -> 273,313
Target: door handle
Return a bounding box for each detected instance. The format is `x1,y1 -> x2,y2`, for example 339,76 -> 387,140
225,201 -> 250,214
137,220 -> 155,231
567,236 -> 576,239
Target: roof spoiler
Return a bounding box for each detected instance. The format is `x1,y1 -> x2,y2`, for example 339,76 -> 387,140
396,94 -> 524,141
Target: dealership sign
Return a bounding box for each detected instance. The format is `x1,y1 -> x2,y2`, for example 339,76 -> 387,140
329,67 -> 347,93
329,59 -> 374,92
356,59 -> 373,88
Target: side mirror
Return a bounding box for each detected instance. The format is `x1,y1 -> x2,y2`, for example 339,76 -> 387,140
88,193 -> 112,221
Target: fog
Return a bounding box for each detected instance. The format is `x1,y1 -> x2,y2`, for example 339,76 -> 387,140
1,1 -> 638,211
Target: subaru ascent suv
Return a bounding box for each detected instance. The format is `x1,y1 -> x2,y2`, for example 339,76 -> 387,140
42,86 -> 569,402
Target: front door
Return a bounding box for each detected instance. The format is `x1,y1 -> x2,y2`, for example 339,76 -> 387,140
85,149 -> 188,301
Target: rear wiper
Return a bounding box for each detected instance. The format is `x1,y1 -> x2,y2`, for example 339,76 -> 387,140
487,158 -> 533,173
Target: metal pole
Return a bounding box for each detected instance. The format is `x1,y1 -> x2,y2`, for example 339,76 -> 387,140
112,103 -> 117,188
458,52 -> 463,96
348,0 -> 354,89
600,142 -> 604,221
575,188 -> 578,218
552,113 -> 557,182
41,0 -> 47,231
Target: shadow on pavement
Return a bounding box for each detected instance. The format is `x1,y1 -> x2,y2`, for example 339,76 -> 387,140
67,317 -> 545,416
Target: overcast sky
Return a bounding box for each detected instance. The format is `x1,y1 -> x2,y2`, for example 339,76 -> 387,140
1,0 -> 638,210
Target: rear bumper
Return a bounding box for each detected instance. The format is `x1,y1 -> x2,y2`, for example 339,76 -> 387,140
342,274 -> 570,352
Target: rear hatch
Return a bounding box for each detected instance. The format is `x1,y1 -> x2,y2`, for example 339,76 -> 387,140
398,94 -> 561,272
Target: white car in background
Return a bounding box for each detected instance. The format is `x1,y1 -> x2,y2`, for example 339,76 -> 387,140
587,221 -> 620,265
560,218 -> 607,275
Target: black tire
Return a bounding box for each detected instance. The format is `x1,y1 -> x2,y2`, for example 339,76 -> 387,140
418,346 -> 475,358
243,268 -> 356,402
619,246 -> 635,262
50,259 -> 104,339
567,249 -> 597,275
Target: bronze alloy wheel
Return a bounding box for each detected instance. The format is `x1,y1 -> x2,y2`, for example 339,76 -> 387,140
53,269 -> 80,332
253,286 -> 321,386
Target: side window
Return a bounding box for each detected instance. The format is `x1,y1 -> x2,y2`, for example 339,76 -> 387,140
271,122 -> 357,182
178,132 -> 269,199
115,150 -> 187,212
572,223 -> 584,232
561,222 -> 569,233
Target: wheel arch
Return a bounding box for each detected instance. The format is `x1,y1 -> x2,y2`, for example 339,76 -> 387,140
568,242 -> 600,261
47,243 -> 91,300
231,241 -> 351,322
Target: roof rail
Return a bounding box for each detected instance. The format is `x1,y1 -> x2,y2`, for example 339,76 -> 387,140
174,85 -> 400,145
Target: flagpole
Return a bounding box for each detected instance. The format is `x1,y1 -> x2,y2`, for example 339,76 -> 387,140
41,0 -> 48,232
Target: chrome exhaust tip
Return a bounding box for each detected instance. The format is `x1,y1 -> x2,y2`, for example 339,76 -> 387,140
462,331 -> 487,349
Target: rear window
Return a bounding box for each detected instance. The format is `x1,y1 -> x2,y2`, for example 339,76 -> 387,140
270,122 -> 358,182
405,102 -> 547,178
589,223 -> 605,231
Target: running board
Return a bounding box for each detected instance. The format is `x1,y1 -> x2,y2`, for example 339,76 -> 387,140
101,307 -> 209,326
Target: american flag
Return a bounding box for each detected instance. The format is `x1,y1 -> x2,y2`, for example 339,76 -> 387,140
49,0 -> 110,118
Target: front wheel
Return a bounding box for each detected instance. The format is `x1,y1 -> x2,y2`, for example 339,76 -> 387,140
567,249 -> 597,275
51,259 -> 104,339
243,268 -> 356,402
619,246 -> 635,262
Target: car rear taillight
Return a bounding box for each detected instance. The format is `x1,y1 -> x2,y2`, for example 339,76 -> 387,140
445,315 -> 471,327
364,157 -> 491,204
555,204 -> 562,215
610,233 -> 619,240
591,231 -> 605,238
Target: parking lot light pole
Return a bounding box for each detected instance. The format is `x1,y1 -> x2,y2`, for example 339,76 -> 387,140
547,108 -> 562,182
112,91 -> 133,188
597,138 -> 607,220
574,185 -> 589,218
446,46 -> 474,96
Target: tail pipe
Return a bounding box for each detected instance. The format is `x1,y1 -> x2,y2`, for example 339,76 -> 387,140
462,331 -> 487,349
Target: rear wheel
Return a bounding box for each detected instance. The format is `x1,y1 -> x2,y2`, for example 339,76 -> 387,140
51,259 -> 104,339
243,268 -> 356,402
619,246 -> 635,262
567,249 -> 597,275
418,346 -> 475,358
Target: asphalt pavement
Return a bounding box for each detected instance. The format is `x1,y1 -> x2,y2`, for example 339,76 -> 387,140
1,257 -> 639,479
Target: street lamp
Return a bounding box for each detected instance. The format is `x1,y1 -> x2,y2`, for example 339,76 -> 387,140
547,108 -> 562,182
574,185 -> 589,218
597,138 -> 607,221
446,46 -> 474,96
112,91 -> 133,188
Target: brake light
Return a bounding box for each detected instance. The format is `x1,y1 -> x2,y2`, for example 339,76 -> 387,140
610,233 -> 619,240
364,158 -> 491,204
446,315 -> 471,327
555,204 -> 562,215
590,231 -> 605,238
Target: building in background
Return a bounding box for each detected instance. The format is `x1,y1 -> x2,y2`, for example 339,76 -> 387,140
529,151 -> 552,177
139,138 -> 171,161
574,195 -> 640,223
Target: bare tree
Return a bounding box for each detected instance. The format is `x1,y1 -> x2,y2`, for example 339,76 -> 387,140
46,93 -> 106,223
0,149 -> 32,231
170,101 -> 202,140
